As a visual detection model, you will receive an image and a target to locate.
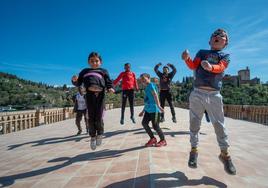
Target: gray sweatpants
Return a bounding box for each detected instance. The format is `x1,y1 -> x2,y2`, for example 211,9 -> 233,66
189,88 -> 229,150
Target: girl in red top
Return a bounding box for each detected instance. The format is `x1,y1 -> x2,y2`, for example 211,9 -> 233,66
113,63 -> 139,125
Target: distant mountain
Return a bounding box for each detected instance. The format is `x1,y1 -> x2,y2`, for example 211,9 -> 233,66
0,72 -> 76,110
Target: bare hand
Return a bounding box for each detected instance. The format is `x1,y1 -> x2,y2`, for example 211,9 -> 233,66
72,75 -> 78,82
201,60 -> 212,71
159,106 -> 164,113
157,62 -> 162,66
139,111 -> 144,117
108,88 -> 115,93
181,49 -> 190,61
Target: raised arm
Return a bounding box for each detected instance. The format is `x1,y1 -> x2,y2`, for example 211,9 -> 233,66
181,50 -> 201,70
167,63 -> 177,79
154,63 -> 162,77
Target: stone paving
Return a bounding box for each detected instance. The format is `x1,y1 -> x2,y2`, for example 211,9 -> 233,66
0,107 -> 268,188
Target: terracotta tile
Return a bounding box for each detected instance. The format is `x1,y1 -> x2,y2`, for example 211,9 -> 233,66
63,175 -> 101,188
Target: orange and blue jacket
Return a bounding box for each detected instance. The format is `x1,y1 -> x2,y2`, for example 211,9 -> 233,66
185,49 -> 229,90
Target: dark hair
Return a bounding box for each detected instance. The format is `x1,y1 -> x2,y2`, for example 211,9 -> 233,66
124,63 -> 130,66
163,66 -> 169,70
140,73 -> 150,79
88,52 -> 102,62
211,28 -> 229,45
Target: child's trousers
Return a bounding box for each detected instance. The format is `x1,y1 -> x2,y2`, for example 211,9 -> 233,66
86,91 -> 105,137
189,88 -> 229,150
142,112 -> 165,140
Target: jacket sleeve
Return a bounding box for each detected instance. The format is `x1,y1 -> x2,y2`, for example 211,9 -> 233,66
210,54 -> 230,73
154,64 -> 162,78
169,64 -> 177,79
113,72 -> 123,86
184,50 -> 202,70
104,69 -> 114,89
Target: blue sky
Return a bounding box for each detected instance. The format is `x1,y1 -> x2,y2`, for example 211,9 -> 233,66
1,0 -> 268,85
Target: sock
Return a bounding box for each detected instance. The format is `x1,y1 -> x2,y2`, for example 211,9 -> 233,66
220,150 -> 230,159
191,147 -> 198,153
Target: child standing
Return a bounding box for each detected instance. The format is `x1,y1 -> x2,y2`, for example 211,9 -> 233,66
72,52 -> 114,150
113,63 -> 139,125
181,29 -> 236,175
139,73 -> 167,147
72,86 -> 89,135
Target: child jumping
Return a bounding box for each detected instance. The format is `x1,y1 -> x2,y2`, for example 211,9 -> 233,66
181,29 -> 236,175
154,63 -> 177,123
72,52 -> 114,150
113,63 -> 139,125
139,73 -> 167,147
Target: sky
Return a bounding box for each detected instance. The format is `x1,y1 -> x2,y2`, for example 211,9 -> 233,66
0,0 -> 268,85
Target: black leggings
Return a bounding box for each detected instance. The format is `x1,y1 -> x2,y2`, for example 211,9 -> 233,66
86,91 -> 105,137
121,89 -> 134,119
142,112 -> 165,140
160,90 -> 175,118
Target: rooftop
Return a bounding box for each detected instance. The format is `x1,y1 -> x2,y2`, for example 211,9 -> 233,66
0,107 -> 267,188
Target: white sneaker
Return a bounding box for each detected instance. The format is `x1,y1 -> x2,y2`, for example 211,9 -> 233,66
90,137 -> 96,150
96,135 -> 103,146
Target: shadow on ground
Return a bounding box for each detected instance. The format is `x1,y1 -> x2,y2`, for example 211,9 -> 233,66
0,146 -> 145,187
105,171 -> 227,188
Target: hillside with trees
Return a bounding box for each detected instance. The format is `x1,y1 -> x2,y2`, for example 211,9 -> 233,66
1,72 -> 267,111
0,72 -> 76,110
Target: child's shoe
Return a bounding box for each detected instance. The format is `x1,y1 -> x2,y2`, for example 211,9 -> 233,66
155,139 -> 167,147
131,117 -> 136,124
219,154 -> 236,175
172,116 -> 177,123
90,137 -> 97,150
188,151 -> 198,168
76,130 -> 82,135
145,137 -> 157,147
96,135 -> 103,146
120,118 -> 124,125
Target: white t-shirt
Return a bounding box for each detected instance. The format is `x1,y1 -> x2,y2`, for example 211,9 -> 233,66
76,93 -> 87,110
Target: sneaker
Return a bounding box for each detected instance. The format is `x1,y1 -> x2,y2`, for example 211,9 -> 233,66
160,117 -> 165,123
145,137 -> 157,147
90,137 -> 97,150
76,130 -> 82,135
219,154 -> 236,175
96,135 -> 103,146
120,119 -> 124,125
172,116 -> 177,123
155,140 -> 167,147
131,117 -> 136,124
188,151 -> 198,168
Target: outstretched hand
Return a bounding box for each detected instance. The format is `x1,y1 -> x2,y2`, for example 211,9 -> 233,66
159,106 -> 164,113
157,62 -> 162,66
181,49 -> 190,61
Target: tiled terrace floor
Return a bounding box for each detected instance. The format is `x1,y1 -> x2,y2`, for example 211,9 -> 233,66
0,107 -> 268,188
